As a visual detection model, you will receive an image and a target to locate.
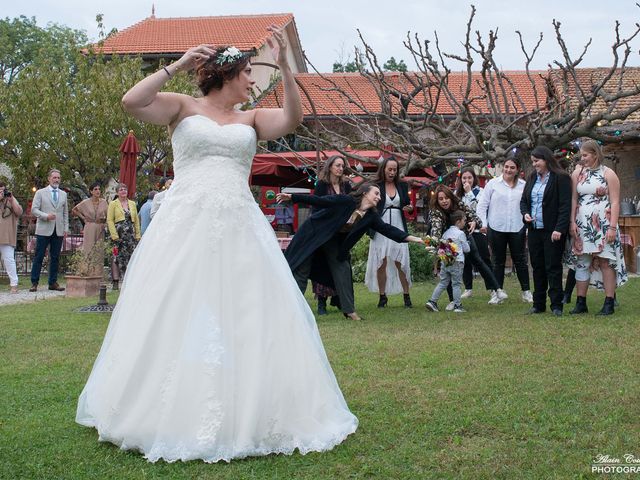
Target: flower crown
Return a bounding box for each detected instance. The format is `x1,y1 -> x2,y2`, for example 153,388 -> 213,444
216,46 -> 243,65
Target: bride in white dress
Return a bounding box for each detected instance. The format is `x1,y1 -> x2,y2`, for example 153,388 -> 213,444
76,26 -> 357,463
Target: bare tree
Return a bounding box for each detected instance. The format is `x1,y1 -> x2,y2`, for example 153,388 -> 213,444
280,4 -> 640,178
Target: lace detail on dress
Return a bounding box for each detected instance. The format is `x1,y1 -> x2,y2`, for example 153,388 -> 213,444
197,320 -> 224,447
153,115 -> 258,243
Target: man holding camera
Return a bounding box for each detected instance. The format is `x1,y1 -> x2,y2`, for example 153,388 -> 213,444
29,169 -> 69,292
0,181 -> 23,293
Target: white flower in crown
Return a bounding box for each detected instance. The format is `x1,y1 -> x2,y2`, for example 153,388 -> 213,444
216,46 -> 243,65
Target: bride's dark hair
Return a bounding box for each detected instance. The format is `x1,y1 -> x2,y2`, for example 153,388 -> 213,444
196,46 -> 255,95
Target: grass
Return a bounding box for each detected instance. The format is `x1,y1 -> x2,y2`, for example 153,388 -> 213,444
1,276 -> 639,479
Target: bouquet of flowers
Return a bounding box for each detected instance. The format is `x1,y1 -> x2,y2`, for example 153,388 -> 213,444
437,239 -> 459,266
423,235 -> 438,248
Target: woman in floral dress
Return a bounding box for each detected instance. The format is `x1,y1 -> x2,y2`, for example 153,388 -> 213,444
569,139 -> 627,315
107,183 -> 141,289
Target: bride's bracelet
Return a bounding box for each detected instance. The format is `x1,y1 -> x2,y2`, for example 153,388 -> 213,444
161,64 -> 180,78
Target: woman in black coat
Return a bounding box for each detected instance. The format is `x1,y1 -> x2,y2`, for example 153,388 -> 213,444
520,145 -> 572,316
277,183 -> 424,320
311,155 -> 352,315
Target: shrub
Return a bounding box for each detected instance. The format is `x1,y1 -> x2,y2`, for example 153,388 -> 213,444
67,240 -> 108,277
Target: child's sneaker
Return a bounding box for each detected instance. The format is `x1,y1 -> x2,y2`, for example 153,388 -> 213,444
445,301 -> 456,311
488,290 -> 503,304
425,300 -> 439,312
453,304 -> 466,313
496,288 -> 509,300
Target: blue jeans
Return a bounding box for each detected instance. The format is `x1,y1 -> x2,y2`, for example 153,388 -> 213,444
432,262 -> 464,306
30,233 -> 64,285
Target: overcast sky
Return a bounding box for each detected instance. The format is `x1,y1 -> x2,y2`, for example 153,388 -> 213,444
5,0 -> 640,72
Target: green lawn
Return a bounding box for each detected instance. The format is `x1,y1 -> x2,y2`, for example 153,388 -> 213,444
1,277 -> 638,479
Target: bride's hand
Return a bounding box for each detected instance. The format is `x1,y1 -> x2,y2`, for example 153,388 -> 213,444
276,192 -> 292,203
173,44 -> 216,73
266,25 -> 288,67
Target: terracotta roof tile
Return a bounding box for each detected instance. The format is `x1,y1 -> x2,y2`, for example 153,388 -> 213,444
549,67 -> 640,123
258,71 -> 548,116
97,13 -> 293,54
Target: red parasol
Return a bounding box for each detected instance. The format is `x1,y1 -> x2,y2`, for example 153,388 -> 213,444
118,130 -> 140,199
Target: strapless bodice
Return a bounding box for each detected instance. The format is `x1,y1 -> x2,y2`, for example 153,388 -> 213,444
167,114 -> 258,209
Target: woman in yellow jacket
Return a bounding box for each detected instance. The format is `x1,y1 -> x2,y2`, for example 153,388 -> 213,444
107,183 -> 141,289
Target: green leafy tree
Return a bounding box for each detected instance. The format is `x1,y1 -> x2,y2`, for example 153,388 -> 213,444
383,56 -> 407,72
332,61 -> 359,73
0,17 -> 196,200
0,16 -> 87,85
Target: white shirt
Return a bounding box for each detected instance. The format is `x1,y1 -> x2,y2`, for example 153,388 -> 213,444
476,175 -> 526,233
442,225 -> 470,263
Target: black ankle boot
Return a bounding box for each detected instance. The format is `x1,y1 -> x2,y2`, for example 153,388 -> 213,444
377,294 -> 388,308
403,293 -> 412,308
597,296 -> 615,316
317,296 -> 327,315
570,296 -> 588,314
562,292 -> 572,304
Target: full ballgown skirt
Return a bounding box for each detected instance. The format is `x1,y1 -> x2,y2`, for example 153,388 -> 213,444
76,115 -> 358,463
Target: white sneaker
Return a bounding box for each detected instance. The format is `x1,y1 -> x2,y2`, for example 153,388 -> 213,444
521,290 -> 534,303
425,300 -> 439,312
461,289 -> 473,299
488,291 -> 503,305
453,304 -> 466,313
445,301 -> 456,311
496,288 -> 509,300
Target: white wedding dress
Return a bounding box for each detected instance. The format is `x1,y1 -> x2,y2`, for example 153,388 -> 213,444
76,114 -> 358,463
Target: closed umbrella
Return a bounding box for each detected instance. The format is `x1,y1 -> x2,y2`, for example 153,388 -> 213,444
118,130 -> 140,199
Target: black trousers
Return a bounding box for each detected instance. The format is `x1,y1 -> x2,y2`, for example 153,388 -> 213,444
463,232 -> 491,290
487,227 -> 530,290
527,229 -> 565,311
292,236 -> 355,314
447,233 -> 499,300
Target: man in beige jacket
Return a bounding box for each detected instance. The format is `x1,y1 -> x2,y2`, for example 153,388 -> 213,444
29,169 -> 69,291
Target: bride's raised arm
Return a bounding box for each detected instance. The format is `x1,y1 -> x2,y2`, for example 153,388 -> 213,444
122,45 -> 216,126
253,25 -> 304,140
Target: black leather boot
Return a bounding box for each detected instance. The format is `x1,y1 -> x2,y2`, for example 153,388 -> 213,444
403,293 -> 412,308
570,296 -> 588,314
317,296 -> 328,315
377,294 -> 388,308
596,296 -> 615,316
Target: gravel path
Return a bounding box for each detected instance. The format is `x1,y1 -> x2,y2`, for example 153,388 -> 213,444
0,287 -> 67,306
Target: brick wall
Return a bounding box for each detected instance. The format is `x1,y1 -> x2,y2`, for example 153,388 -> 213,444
603,142 -> 640,200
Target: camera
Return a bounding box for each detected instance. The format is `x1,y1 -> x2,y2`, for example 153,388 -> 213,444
2,188 -> 11,198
